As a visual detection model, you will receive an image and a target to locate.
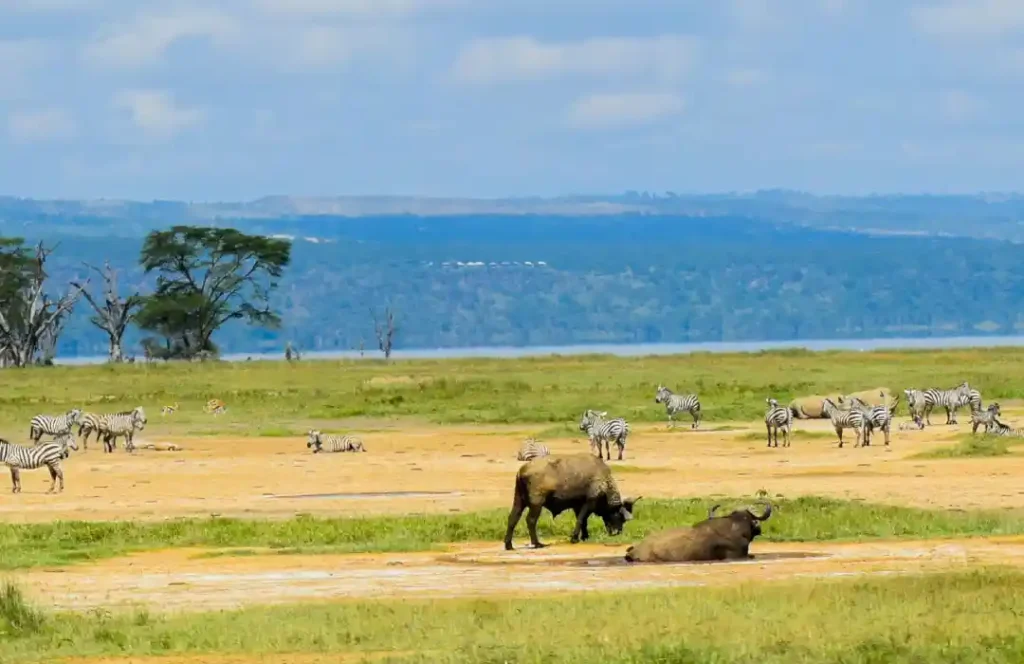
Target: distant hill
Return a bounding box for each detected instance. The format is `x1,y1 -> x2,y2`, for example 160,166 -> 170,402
7,208 -> 1024,359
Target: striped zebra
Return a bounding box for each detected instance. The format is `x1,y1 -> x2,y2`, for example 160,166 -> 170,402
842,395 -> 893,447
77,412 -> 103,450
921,382 -> 971,426
990,419 -> 1024,437
654,385 -> 702,429
970,403 -> 1001,435
0,438 -> 70,493
306,430 -> 366,453
516,438 -> 550,461
98,407 -> 147,453
967,388 -> 983,414
29,408 -> 82,443
578,409 -> 630,461
764,398 -> 792,448
903,389 -> 927,427
821,398 -> 867,448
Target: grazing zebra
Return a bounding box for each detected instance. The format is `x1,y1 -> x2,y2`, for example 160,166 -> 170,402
903,389 -> 927,426
77,412 -> 103,450
821,398 -> 867,448
0,438 -> 69,493
161,402 -> 179,416
970,403 -> 1001,435
921,382 -> 971,426
578,409 -> 630,461
306,430 -> 366,453
654,385 -> 702,429
204,399 -> 226,415
29,408 -> 82,443
98,407 -> 147,453
842,395 -> 893,446
516,438 -> 550,461
764,397 -> 792,448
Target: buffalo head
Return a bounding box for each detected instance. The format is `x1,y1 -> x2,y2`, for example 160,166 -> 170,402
705,500 -> 772,537
600,496 -> 642,536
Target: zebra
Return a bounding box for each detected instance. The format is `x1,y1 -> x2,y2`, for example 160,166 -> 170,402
990,419 -> 1024,437
921,382 -> 971,426
764,397 -> 792,448
77,412 -> 103,450
516,438 -> 550,461
161,402 -> 179,416
970,403 -> 1001,435
842,395 -> 893,446
578,409 -> 630,461
654,385 -> 702,429
29,408 -> 82,443
898,419 -> 925,431
98,407 -> 147,453
967,388 -> 983,414
306,430 -> 366,453
0,438 -> 70,493
821,398 -> 867,448
903,389 -> 927,427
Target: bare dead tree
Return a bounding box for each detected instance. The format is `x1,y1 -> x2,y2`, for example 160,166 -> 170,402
0,242 -> 82,368
371,307 -> 398,359
71,261 -> 142,363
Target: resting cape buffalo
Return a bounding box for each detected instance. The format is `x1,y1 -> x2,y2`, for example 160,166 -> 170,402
624,500 -> 772,563
503,454 -> 640,551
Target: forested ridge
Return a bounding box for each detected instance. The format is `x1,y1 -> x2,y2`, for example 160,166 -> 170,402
1,206 -> 1021,358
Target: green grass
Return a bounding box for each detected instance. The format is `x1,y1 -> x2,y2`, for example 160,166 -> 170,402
3,570 -> 1024,663
1,346 -> 1022,434
912,434 -> 1019,459
4,497 -> 1024,571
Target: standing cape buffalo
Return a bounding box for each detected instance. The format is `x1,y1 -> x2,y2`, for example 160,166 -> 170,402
624,501 -> 772,563
503,454 -> 640,551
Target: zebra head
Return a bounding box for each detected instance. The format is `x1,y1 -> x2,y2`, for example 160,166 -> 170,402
821,398 -> 838,415
654,385 -> 671,404
306,430 -> 323,452
57,432 -> 79,454
132,407 -> 147,429
67,409 -> 83,424
988,403 -> 1001,416
579,410 -> 600,431
765,397 -> 779,409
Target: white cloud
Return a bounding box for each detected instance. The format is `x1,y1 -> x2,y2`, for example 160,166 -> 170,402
83,9 -> 240,70
911,0 -> 1024,40
566,92 -> 685,129
276,24 -> 408,69
451,35 -> 698,84
257,0 -> 462,17
113,89 -> 204,139
7,108 -> 76,142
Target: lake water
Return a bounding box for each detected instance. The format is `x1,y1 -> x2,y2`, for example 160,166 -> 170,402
52,334 -> 1024,365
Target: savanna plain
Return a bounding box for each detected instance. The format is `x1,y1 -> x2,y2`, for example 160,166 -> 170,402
6,349 -> 1024,663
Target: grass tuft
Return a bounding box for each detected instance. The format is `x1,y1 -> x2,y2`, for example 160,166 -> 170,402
0,582 -> 45,638
912,434 -> 1017,459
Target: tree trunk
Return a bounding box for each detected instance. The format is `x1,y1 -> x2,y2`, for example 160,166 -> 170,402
109,339 -> 123,363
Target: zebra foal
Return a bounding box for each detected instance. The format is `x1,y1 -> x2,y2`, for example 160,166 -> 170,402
654,385 -> 702,429
307,430 -> 366,453
516,438 -> 550,461
0,438 -> 70,493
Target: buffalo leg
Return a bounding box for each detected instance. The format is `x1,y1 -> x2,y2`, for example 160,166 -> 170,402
526,505 -> 546,548
571,501 -> 594,544
10,468 -> 20,494
504,494 -> 527,550
574,506 -> 591,541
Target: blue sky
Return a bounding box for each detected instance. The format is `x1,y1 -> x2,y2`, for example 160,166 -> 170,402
0,0 -> 1021,201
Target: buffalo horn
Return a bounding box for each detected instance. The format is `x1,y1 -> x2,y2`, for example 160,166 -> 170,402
750,500 -> 772,521
707,504 -> 721,519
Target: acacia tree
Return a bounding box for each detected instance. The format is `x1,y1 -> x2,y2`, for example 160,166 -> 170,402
136,226 -> 291,359
71,261 -> 142,363
0,240 -> 82,367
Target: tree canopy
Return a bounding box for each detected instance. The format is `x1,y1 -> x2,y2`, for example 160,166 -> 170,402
136,226 -> 291,359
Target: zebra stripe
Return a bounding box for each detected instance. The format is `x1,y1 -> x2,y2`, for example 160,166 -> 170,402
77,412 -> 103,450
764,397 -> 792,448
921,382 -> 971,426
29,409 -> 82,443
579,409 -> 630,461
967,388 -> 982,413
306,430 -> 366,453
98,407 -> 147,453
0,439 -> 68,493
970,403 -> 1001,435
654,385 -> 702,429
822,398 -> 868,448
843,396 -> 893,446
516,438 -> 550,461
991,419 -> 1024,437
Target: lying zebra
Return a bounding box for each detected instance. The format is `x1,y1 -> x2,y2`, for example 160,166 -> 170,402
0,435 -> 77,493
990,419 -> 1024,437
516,438 -> 550,461
306,430 -> 366,453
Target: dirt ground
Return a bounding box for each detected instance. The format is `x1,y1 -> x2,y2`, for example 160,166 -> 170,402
1,414 -> 1022,523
